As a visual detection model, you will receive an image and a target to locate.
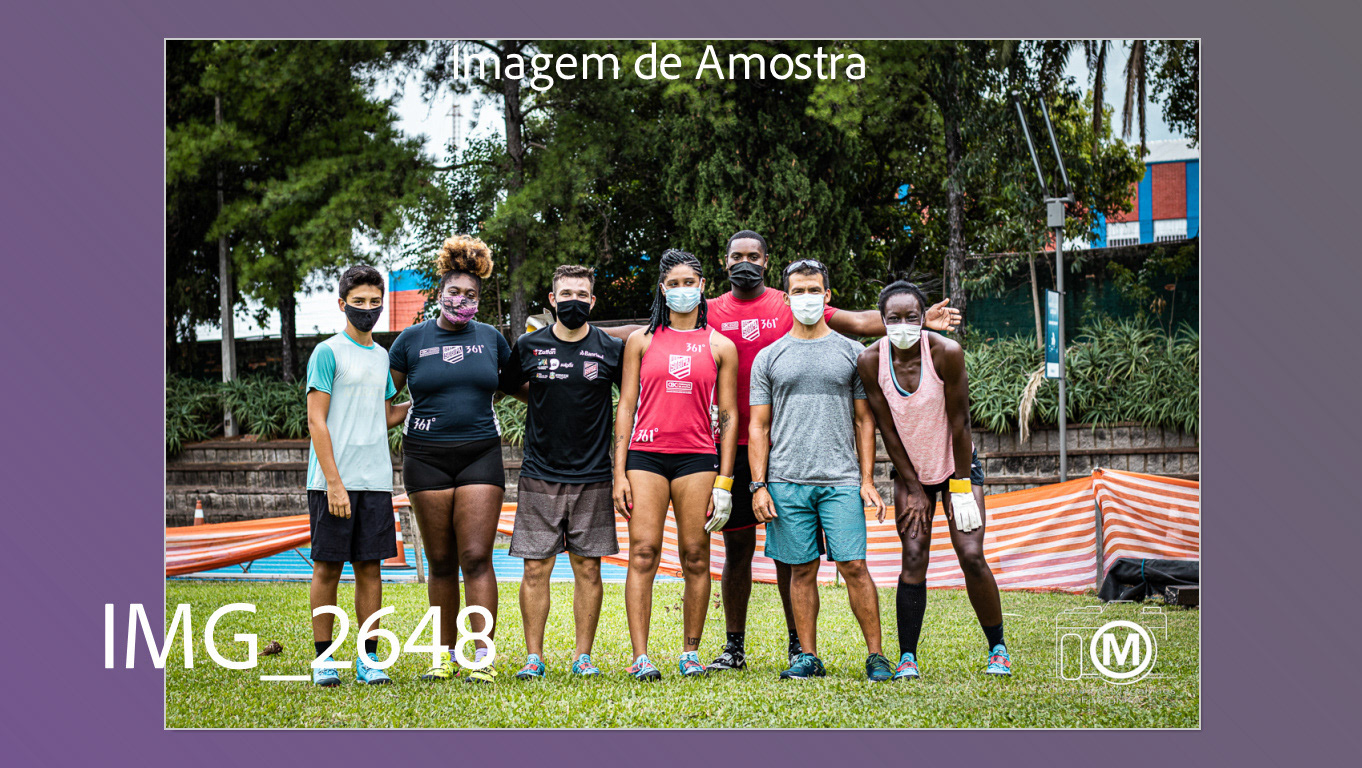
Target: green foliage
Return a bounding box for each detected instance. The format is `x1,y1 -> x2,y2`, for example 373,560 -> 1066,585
965,317 -> 1199,435
165,376 -> 223,455
494,396 -> 527,448
166,375 -> 309,454
1105,241 -> 1197,329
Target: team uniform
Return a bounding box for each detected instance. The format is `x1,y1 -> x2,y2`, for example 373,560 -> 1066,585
500,324 -> 623,559
748,331 -> 868,564
305,331 -> 399,563
388,318 -> 512,492
706,289 -> 838,529
624,325 -> 722,477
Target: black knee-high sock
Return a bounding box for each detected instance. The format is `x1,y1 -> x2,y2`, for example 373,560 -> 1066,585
896,579 -> 927,657
982,622 -> 1004,651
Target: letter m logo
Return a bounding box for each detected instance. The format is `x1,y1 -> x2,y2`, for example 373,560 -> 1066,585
1102,633 -> 1143,668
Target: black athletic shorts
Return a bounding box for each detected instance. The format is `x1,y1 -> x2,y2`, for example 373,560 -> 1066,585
891,446 -> 985,489
718,448 -> 759,533
402,435 -> 505,493
625,450 -> 718,481
307,489 -> 397,563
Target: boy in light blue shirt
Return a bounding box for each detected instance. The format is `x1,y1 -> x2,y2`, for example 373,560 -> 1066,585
305,265 -> 410,686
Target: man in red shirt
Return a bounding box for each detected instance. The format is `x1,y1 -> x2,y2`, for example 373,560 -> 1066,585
703,230 -> 959,672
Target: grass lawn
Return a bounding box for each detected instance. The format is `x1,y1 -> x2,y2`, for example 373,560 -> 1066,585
165,580 -> 1198,728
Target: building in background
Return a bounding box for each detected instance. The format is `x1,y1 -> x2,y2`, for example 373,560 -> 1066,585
1091,140 -> 1200,248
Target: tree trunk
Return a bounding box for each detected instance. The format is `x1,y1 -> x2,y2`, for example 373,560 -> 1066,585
279,291 -> 297,383
499,43 -> 529,338
943,81 -> 968,328
216,93 -> 238,434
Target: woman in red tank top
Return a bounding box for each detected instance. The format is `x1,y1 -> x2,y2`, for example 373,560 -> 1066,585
613,249 -> 739,680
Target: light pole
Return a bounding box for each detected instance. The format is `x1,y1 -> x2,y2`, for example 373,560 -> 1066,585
1013,93 -> 1073,481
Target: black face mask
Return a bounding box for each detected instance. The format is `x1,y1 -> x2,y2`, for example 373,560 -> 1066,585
729,261 -> 765,291
344,304 -> 383,333
553,299 -> 591,330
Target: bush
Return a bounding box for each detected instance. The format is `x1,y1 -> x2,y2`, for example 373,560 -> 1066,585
165,376 -> 223,455
965,317 -> 1199,436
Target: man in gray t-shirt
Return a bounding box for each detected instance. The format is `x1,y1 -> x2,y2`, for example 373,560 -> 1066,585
748,260 -> 893,682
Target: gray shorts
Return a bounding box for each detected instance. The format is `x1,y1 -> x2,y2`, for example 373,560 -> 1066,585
509,477 -> 620,560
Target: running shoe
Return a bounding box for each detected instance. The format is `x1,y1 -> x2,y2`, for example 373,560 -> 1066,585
893,652 -> 921,680
985,644 -> 1012,676
516,654 -> 546,680
679,651 -> 708,677
779,652 -> 826,680
627,654 -> 662,681
706,645 -> 747,672
571,654 -> 602,677
865,652 -> 894,682
420,650 -> 458,681
355,652 -> 392,685
312,657 -> 341,687
466,663 -> 498,684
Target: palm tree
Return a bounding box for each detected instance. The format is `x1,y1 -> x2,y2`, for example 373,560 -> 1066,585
1121,40 -> 1148,155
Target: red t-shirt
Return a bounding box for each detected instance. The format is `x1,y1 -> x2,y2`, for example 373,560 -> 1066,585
708,288 -> 838,445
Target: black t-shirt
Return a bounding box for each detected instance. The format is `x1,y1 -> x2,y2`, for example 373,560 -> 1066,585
389,319 -> 512,443
500,324 -> 624,483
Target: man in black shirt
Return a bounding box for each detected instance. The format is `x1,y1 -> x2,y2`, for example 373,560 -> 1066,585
500,265 -> 625,679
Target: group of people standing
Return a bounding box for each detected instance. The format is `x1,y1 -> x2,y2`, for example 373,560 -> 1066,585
303,230 -> 1013,686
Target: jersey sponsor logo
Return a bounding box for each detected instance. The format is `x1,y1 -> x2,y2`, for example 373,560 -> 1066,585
419,346 -> 440,357
532,348 -> 555,356
411,416 -> 436,431
583,361 -> 598,380
579,349 -> 605,360
537,358 -> 549,370
442,345 -> 464,364
666,380 -> 694,394
741,318 -> 760,341
668,354 -> 691,379
686,342 -> 706,353
549,358 -> 560,371
721,321 -> 739,332
633,426 -> 659,443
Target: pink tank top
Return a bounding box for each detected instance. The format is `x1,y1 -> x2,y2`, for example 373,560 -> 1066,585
878,333 -> 954,485
629,325 -> 719,454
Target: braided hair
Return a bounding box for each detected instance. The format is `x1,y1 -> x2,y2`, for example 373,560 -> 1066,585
646,249 -> 708,335
876,280 -> 933,319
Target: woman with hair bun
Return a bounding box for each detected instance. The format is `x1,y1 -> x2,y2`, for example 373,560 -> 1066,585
612,249 -> 740,680
388,235 -> 512,684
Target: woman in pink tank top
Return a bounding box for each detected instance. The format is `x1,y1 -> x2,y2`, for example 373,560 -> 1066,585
856,281 -> 1011,679
612,249 -> 739,679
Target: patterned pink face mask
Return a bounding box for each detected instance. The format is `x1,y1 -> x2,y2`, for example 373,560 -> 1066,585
439,295 -> 478,325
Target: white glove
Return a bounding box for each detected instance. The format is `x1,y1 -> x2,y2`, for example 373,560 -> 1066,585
950,490 -> 982,533
706,487 -> 733,532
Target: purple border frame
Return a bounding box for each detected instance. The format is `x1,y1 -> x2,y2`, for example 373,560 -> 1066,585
7,1 -> 1361,764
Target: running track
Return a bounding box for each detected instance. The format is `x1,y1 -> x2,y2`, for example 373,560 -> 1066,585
168,546 -> 680,584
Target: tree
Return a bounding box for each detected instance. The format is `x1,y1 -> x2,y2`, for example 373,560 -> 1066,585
167,41 -> 428,380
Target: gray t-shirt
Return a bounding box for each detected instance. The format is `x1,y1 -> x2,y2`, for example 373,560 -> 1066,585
749,331 -> 867,486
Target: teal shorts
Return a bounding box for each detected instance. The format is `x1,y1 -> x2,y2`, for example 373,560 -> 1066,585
764,483 -> 867,564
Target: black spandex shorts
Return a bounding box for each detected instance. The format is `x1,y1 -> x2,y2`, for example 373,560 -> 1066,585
891,446 -> 984,489
625,450 -> 718,481
402,435 -> 505,493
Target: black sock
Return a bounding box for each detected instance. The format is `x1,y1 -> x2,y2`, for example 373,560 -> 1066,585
726,631 -> 745,651
982,622 -> 1004,651
788,629 -> 801,650
896,579 -> 927,658
315,641 -> 331,658
364,638 -> 379,656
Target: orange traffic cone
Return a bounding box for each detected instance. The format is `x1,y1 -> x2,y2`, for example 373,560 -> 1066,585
383,508 -> 411,568
193,500 -> 205,526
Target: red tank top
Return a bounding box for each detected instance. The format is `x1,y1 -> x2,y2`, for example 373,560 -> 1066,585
629,325 -> 719,454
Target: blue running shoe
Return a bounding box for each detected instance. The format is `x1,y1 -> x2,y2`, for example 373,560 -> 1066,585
355,652 -> 392,685
893,652 -> 921,680
571,654 -> 602,677
627,654 -> 662,681
679,651 -> 707,677
779,653 -> 826,680
313,657 -> 342,687
516,654 -> 546,680
866,653 -> 894,682
985,644 -> 1012,676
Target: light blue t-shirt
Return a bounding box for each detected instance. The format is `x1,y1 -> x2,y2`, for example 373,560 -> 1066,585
306,332 -> 398,492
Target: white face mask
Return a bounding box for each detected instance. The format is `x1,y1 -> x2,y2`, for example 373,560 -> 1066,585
886,321 -> 922,349
789,293 -> 825,326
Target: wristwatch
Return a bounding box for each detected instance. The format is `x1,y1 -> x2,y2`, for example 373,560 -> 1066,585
749,481 -> 767,493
